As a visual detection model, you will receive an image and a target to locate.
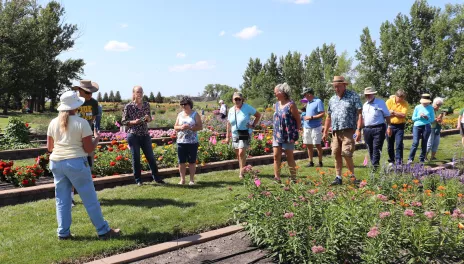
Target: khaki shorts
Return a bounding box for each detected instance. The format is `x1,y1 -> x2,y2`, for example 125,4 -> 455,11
331,129 -> 355,157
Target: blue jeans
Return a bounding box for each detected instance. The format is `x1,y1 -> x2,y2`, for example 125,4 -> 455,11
50,157 -> 110,237
387,124 -> 405,164
94,116 -> 101,131
408,124 -> 431,162
127,133 -> 159,183
427,129 -> 441,153
363,124 -> 386,167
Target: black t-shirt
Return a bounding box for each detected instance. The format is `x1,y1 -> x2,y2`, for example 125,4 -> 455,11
77,98 -> 99,129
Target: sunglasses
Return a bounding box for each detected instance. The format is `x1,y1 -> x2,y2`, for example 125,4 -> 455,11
180,104 -> 187,106
234,98 -> 242,102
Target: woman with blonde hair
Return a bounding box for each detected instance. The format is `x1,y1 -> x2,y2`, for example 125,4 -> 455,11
47,91 -> 120,240
122,86 -> 165,186
272,83 -> 301,182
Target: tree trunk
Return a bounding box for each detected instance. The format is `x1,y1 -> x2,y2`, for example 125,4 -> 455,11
2,93 -> 10,114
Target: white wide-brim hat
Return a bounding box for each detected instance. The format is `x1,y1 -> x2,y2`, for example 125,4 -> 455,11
57,91 -> 85,111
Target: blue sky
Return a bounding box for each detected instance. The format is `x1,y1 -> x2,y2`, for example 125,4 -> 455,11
42,0 -> 461,100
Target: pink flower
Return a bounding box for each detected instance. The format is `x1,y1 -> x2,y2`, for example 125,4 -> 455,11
323,191 -> 335,201
404,209 -> 415,217
209,136 -> 217,145
307,189 -> 317,195
359,180 -> 367,188
379,212 -> 391,219
367,226 -> 380,238
411,201 -> 422,207
265,212 -> 272,217
452,209 -> 461,218
363,155 -> 368,166
115,121 -> 121,128
254,178 -> 261,187
376,194 -> 388,201
258,133 -> 264,140
293,202 -> 299,207
261,191 -> 271,197
283,212 -> 294,219
311,245 -> 325,254
424,211 -> 435,219
288,231 -> 296,237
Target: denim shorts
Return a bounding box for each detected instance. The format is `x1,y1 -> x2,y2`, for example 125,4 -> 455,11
272,140 -> 295,150
177,143 -> 199,164
232,138 -> 249,149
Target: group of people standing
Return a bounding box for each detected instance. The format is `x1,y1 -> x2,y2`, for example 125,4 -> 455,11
46,75 -> 449,240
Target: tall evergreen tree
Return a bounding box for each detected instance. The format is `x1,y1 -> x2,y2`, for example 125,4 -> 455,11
103,92 -> 109,102
114,91 -> 121,102
108,90 -> 115,102
97,92 -> 102,101
149,92 -> 155,102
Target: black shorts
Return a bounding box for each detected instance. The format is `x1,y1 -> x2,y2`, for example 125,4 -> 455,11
177,143 -> 199,164
220,113 -> 226,119
460,126 -> 464,136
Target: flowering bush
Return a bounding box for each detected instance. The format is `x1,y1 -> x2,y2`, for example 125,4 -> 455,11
99,129 -> 176,141
234,165 -> 464,263
1,160 -> 45,187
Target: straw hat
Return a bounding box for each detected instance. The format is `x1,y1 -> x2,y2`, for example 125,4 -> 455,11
72,80 -> 99,93
330,76 -> 349,85
420,94 -> 432,104
363,87 -> 377,95
57,91 -> 85,111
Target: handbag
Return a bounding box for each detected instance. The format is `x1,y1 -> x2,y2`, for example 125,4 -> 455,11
434,124 -> 442,135
235,109 -> 250,141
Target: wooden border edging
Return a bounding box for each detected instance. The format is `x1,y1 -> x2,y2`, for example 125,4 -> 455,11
85,225 -> 244,264
0,143 -> 367,206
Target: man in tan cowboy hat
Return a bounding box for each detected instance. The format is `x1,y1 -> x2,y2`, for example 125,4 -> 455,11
323,76 -> 363,185
70,80 -> 100,206
358,87 -> 391,170
72,80 -> 100,131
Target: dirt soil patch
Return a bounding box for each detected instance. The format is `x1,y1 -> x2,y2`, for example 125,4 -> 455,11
132,231 -> 275,264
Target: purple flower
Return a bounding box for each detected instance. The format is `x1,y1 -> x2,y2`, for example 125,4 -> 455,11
283,212 -> 294,219
404,209 -> 415,217
311,245 -> 325,254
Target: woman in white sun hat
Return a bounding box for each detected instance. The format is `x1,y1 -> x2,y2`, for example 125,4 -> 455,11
47,91 -> 120,240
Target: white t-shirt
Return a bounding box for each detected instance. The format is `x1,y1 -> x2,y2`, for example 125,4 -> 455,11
47,115 -> 93,161
220,104 -> 227,115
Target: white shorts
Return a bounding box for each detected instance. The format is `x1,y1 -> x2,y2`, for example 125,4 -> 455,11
303,126 -> 323,145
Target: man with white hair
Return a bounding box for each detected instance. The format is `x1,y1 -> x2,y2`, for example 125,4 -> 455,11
426,97 -> 445,160
219,99 -> 227,119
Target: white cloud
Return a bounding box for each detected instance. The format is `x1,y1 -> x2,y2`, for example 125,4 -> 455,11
104,41 -> 134,52
85,61 -> 97,67
120,23 -> 129,28
288,0 -> 312,4
219,30 -> 225,37
176,52 -> 186,58
169,61 -> 215,72
234,25 -> 262,40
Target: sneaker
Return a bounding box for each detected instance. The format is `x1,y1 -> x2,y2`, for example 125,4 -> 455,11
137,182 -> 142,186
350,176 -> 361,185
306,161 -> 315,167
407,160 -> 413,165
430,157 -> 437,161
330,177 -> 342,186
189,181 -> 195,185
388,162 -> 394,167
98,228 -> 121,240
318,161 -> 323,167
58,234 -> 73,240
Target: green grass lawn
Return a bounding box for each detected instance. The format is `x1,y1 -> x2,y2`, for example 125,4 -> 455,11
0,134 -> 462,264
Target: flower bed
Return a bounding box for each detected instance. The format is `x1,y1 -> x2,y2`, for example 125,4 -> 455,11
0,157 -> 47,187
234,164 -> 464,263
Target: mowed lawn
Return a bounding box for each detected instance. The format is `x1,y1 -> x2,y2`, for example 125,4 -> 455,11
0,134 -> 462,264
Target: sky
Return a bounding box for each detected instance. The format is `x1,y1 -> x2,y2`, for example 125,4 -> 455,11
39,0 -> 462,100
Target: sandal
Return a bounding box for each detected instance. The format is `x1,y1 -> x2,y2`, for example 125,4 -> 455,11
189,181 -> 195,185
178,181 -> 185,185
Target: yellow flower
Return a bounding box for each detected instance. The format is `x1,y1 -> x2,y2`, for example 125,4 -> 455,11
437,186 -> 446,191
459,223 -> 464,230
152,143 -> 157,148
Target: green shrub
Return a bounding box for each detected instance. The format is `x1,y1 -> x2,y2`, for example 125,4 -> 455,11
157,108 -> 166,115
100,113 -> 122,130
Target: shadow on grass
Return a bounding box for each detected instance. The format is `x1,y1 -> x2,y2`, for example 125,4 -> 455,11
163,180 -> 244,189
64,227 -> 175,244
99,198 -> 196,209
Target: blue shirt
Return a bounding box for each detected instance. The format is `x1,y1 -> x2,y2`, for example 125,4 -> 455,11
327,90 -> 362,131
228,103 -> 257,138
362,98 -> 390,126
411,104 -> 435,127
304,98 -> 324,128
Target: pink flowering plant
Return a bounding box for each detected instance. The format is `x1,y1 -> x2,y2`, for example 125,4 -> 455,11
234,166 -> 464,263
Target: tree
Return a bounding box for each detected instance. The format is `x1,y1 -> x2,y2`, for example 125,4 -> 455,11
355,27 -> 383,95
155,92 -> 163,103
97,92 -> 102,101
109,91 -> 115,102
281,51 -> 304,100
114,91 -> 121,102
149,92 -> 155,102
143,95 -> 149,102
304,49 -> 326,100
241,58 -> 262,98
103,92 -> 109,102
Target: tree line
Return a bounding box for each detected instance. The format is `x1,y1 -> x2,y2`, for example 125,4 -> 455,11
240,0 -> 464,105
0,0 -> 84,114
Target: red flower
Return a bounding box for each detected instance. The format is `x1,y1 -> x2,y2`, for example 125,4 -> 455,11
25,123 -> 29,128
109,161 -> 116,166
92,174 -> 96,178
111,140 -> 118,145
168,141 -> 173,145
116,155 -> 123,161
108,147 -> 114,152
264,147 -> 270,153
22,179 -> 29,185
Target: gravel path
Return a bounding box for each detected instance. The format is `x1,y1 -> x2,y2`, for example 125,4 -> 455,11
132,231 -> 275,264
